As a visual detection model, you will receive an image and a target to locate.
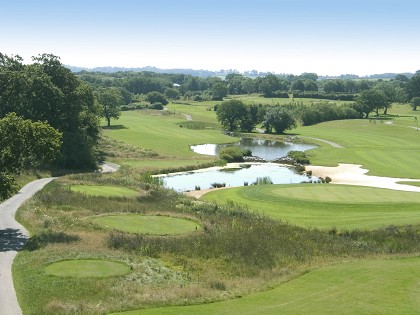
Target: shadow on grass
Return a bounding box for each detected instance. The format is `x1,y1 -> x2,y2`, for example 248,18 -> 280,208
25,231 -> 80,251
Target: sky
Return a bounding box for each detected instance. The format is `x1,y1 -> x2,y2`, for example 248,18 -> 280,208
1,0 -> 420,76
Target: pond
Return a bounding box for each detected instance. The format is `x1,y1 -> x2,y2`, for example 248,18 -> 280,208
160,163 -> 314,192
190,138 -> 317,161
159,138 -> 317,192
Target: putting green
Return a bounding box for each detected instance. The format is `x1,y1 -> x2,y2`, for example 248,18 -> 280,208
92,214 -> 200,235
202,184 -> 420,230
45,259 -> 131,278
70,185 -> 139,198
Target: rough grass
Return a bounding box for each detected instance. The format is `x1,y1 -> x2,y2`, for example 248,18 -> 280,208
70,185 -> 139,198
45,259 -> 132,278
202,184 -> 420,230
92,214 -> 200,235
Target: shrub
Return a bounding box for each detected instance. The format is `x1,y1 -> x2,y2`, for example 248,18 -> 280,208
252,177 -> 273,185
211,182 -> 226,188
148,102 -> 163,110
288,151 -> 310,165
219,147 -> 249,162
146,92 -> 168,105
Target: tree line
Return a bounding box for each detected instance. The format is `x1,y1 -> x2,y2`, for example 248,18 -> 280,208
215,72 -> 420,134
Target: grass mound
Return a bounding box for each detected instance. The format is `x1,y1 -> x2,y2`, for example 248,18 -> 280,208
45,259 -> 131,278
92,214 -> 200,235
70,184 -> 139,198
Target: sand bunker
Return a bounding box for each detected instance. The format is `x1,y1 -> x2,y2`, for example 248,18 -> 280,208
306,164 -> 420,192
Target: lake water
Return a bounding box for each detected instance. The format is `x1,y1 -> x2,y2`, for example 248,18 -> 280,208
190,138 -> 317,161
162,163 -> 313,192
160,138 -> 317,192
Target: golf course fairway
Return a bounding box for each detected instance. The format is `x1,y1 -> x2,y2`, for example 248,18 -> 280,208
112,256 -> 420,315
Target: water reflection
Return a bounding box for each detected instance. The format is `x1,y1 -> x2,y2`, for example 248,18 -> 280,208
162,163 -> 314,192
191,138 -> 316,161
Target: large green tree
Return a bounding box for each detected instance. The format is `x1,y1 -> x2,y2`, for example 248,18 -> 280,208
354,89 -> 386,118
373,81 -> 406,114
95,87 -> 123,127
216,100 -> 246,131
0,113 -> 62,200
263,107 -> 296,134
407,73 -> 420,98
0,53 -> 101,169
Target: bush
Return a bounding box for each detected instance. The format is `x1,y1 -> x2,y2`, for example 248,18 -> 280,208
148,102 -> 164,110
219,147 -> 250,162
252,177 -> 273,185
287,151 -> 310,164
146,92 -> 168,105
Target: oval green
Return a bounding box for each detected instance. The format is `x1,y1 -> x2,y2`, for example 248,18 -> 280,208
45,259 -> 131,278
92,214 -> 200,235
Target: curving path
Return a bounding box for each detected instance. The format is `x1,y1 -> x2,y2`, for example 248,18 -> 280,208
299,136 -> 343,148
0,178 -> 56,315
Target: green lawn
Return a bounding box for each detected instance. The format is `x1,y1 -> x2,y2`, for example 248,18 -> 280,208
203,184 -> 420,230
45,259 -> 131,278
104,110 -> 235,159
112,256 -> 420,315
92,214 -> 200,235
70,185 -> 139,198
167,103 -> 220,123
294,118 -> 420,178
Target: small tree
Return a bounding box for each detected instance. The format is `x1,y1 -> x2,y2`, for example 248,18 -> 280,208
211,82 -> 228,101
263,107 -> 296,134
164,87 -> 180,100
95,87 -> 123,127
411,97 -> 420,111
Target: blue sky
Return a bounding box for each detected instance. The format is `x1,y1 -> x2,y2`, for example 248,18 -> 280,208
1,0 -> 419,75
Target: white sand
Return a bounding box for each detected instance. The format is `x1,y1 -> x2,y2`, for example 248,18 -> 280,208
306,164 -> 420,192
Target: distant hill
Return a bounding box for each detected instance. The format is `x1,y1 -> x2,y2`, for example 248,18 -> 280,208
65,65 -> 414,80
66,65 -> 242,77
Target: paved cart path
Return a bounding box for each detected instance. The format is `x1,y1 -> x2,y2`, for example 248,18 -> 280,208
0,178 -> 56,315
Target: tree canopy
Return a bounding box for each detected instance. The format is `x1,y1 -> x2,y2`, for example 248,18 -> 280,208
0,53 -> 101,169
263,107 -> 296,134
0,113 -> 62,200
